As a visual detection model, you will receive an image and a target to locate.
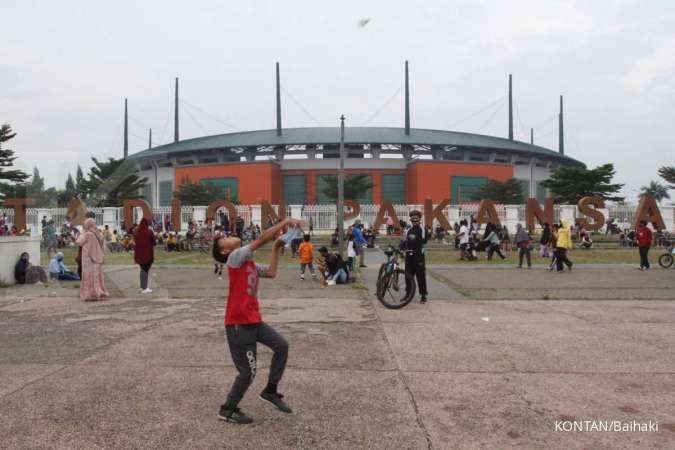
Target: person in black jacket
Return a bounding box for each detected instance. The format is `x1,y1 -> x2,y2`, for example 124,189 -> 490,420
403,210 -> 429,303
540,223 -> 551,258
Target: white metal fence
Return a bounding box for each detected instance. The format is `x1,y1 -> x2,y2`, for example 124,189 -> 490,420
1,203 -> 673,235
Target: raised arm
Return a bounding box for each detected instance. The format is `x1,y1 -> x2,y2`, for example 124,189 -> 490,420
249,218 -> 306,252
262,239 -> 286,278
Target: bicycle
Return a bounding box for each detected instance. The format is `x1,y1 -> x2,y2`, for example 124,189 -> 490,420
375,245 -> 415,309
658,243 -> 674,269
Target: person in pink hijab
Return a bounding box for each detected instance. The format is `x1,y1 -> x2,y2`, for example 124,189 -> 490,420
76,218 -> 109,301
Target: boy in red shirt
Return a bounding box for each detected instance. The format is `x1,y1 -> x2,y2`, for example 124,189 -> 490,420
636,220 -> 653,270
213,217 -> 305,424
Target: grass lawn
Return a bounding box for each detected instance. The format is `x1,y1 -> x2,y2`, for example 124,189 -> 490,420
423,248 -> 644,265
42,245 -> 656,267
41,246 -> 302,266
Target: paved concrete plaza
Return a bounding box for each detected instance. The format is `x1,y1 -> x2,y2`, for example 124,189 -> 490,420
1,261 -> 674,449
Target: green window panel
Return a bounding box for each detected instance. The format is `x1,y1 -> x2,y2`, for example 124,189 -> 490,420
316,174 -> 373,204
381,174 -> 406,204
141,184 -> 152,205
316,175 -> 333,205
283,175 -> 306,205
200,177 -> 238,202
536,182 -> 548,203
158,180 -> 173,207
451,176 -> 488,203
518,179 -> 530,199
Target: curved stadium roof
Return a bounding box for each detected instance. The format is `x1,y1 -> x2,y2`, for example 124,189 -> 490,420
128,126 -> 584,167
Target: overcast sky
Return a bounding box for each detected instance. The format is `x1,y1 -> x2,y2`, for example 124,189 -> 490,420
2,0 -> 674,201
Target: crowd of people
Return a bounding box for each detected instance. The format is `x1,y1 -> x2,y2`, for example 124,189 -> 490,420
8,210 -> 674,303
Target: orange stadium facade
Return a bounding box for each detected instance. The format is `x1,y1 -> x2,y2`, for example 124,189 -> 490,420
124,62 -> 584,207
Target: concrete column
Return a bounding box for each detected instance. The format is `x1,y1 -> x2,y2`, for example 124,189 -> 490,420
505,205 -> 519,233
306,145 -> 316,159
290,205 -> 302,219
560,205 -> 576,224
402,145 -> 413,161
448,206 -> 460,224
371,145 -> 381,159
251,205 -> 262,227
274,147 -> 284,161
661,206 -> 674,232
36,208 -> 51,235
103,207 -> 119,231
193,206 -> 207,223
598,208 -> 609,231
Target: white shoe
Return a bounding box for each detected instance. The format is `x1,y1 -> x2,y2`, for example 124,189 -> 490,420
218,276 -> 222,280
327,280 -> 336,286
142,288 -> 153,294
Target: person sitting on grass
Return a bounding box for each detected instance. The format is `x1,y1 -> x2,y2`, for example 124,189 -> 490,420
580,232 -> 593,249
330,227 -> 340,248
364,226 -> 376,248
48,252 -> 80,281
166,232 -> 178,252
317,246 -> 350,285
15,252 -> 48,284
122,233 -> 134,252
213,217 -> 305,424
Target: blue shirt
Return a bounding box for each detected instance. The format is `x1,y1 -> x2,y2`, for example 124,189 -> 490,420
352,226 -> 366,245
48,258 -> 69,274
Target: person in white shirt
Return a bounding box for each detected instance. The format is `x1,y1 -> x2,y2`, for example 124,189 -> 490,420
458,219 -> 470,260
346,235 -> 356,270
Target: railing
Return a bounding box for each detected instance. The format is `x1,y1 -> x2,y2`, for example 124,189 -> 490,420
1,203 -> 673,235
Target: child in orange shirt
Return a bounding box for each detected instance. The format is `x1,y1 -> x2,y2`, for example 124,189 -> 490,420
298,234 -> 316,280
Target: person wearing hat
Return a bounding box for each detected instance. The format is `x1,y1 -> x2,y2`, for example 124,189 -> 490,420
351,220 -> 368,268
403,210 -> 429,303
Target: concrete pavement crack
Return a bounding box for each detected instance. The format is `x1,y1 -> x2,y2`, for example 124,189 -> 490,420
0,365 -> 69,400
367,292 -> 434,450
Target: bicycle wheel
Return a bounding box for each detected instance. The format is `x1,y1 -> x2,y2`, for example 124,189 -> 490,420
376,263 -> 387,287
377,268 -> 415,309
658,253 -> 673,269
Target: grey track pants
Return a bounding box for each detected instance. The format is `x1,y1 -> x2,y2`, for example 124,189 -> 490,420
225,322 -> 288,406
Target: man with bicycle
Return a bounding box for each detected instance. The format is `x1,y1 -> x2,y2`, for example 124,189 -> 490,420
403,210 -> 429,303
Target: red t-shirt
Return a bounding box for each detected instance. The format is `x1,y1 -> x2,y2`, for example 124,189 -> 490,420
224,245 -> 267,325
636,226 -> 652,247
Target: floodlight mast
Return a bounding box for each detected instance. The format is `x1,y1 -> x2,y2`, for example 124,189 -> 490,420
337,115 -> 346,259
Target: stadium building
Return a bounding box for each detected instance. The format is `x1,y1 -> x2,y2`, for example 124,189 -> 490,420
127,62 -> 584,207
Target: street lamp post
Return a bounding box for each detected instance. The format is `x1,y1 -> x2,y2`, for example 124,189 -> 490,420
337,115 -> 346,258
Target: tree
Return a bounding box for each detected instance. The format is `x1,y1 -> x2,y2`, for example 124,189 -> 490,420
57,173 -> 77,206
173,178 -> 237,205
639,181 -> 670,202
471,177 -> 524,204
0,124 -> 29,199
75,165 -> 87,199
25,166 -> 59,207
658,166 -> 675,190
320,174 -> 375,202
81,157 -> 148,207
540,163 -> 624,204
